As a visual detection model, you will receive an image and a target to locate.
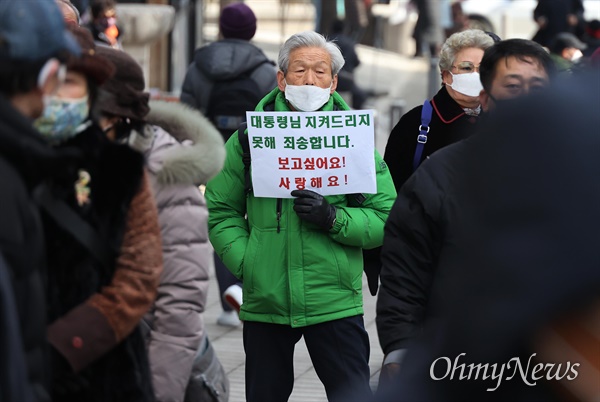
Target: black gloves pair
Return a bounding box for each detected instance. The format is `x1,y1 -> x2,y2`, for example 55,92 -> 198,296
291,189 -> 336,230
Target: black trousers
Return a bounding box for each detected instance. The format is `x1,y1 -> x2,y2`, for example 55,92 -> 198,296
243,315 -> 373,402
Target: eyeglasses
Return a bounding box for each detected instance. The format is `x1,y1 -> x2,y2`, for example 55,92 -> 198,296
451,61 -> 481,74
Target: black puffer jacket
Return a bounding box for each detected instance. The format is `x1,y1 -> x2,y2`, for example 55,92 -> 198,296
180,38 -> 277,114
0,95 -> 78,402
376,136 -> 474,355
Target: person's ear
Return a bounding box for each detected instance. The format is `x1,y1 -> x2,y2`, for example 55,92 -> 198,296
277,70 -> 286,92
480,89 -> 491,112
330,74 -> 338,94
441,70 -> 452,86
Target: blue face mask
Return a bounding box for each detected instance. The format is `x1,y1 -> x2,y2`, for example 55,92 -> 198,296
34,95 -> 90,144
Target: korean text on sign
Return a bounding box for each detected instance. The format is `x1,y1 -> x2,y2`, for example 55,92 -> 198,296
246,110 -> 376,198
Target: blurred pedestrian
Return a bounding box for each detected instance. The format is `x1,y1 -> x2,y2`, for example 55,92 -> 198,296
181,1 -> 276,138
86,0 -> 122,49
582,19 -> 600,56
181,1 -> 277,327
330,19 -> 369,109
95,45 -> 227,402
549,31 -> 588,72
0,0 -> 80,400
411,0 -> 445,58
205,31 -> 397,402
376,39 -> 555,395
532,0 -> 585,48
376,67 -> 600,402
34,25 -> 162,401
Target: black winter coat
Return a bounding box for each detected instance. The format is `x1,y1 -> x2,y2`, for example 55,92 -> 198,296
376,136 -> 476,355
0,95 -> 78,402
383,86 -> 480,191
41,124 -> 154,402
0,253 -> 34,402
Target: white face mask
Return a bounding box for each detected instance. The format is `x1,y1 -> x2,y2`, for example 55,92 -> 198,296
571,49 -> 583,61
284,80 -> 332,111
447,72 -> 483,97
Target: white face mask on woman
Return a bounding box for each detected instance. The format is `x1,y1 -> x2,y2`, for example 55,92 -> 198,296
447,72 -> 483,97
284,80 -> 332,111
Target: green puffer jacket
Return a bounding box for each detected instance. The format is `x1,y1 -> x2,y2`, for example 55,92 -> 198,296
205,88 -> 396,327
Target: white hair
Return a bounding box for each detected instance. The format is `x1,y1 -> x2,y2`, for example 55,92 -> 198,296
278,31 -> 345,76
439,29 -> 495,72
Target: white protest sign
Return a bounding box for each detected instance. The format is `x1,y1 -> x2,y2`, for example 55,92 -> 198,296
246,110 -> 376,198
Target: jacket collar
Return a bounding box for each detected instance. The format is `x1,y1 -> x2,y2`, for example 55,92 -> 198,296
431,86 -> 471,124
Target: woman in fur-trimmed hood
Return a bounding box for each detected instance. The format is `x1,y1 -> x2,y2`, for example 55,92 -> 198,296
95,45 -> 226,402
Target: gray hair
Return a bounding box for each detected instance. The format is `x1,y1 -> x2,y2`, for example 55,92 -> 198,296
278,31 -> 345,76
439,29 -> 495,72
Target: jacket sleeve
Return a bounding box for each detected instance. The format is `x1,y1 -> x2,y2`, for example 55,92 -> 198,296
329,150 -> 397,249
205,132 -> 249,279
375,160 -> 444,354
47,172 -> 163,372
146,186 -> 209,402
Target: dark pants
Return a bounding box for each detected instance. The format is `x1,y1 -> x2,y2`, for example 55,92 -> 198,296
243,315 -> 373,402
213,252 -> 240,312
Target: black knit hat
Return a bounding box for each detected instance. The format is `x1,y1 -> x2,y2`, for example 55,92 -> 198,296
94,46 -> 149,121
219,3 -> 257,41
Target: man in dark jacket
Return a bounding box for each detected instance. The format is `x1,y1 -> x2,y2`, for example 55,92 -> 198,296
376,67 -> 599,402
0,0 -> 80,400
376,39 -> 556,391
180,2 -> 277,132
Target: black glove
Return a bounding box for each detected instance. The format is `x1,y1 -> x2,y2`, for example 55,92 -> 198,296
291,189 -> 337,230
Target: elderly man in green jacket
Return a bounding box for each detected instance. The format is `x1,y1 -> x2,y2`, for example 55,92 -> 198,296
205,30 -> 396,402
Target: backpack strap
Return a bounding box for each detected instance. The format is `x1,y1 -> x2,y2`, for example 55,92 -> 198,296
237,122 -> 252,195
412,99 -> 433,172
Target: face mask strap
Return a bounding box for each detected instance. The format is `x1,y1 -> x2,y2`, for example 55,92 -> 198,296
37,58 -> 66,91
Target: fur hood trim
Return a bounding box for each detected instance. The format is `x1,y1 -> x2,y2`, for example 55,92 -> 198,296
145,100 -> 225,185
